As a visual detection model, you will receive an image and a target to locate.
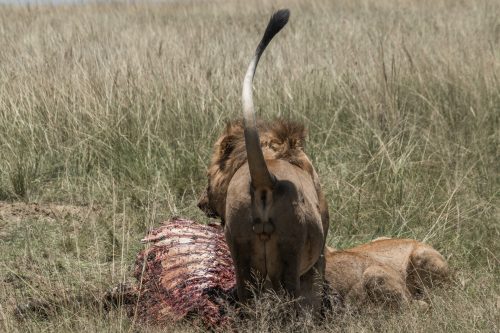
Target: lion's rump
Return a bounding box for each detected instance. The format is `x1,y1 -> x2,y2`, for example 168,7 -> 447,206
133,218 -> 236,327
199,118 -> 318,219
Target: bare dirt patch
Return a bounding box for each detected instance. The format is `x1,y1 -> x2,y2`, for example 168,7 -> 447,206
0,201 -> 99,225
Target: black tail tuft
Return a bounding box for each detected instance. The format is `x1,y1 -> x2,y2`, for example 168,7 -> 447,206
256,9 -> 290,57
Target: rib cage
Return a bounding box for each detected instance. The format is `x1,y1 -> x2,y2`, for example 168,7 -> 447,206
133,217 -> 236,328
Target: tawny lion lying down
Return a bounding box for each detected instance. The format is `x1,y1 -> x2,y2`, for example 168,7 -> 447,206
324,238 -> 449,309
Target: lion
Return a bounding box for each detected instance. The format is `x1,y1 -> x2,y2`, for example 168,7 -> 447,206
324,238 -> 449,310
198,9 -> 329,311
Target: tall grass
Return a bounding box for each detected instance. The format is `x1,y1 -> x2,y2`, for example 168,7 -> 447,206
0,0 -> 498,331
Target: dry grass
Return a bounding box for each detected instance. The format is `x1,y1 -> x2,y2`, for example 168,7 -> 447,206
0,0 -> 499,331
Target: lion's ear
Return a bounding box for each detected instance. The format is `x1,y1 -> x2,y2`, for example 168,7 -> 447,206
219,135 -> 236,161
293,136 -> 306,150
299,127 -> 308,148
293,125 -> 307,149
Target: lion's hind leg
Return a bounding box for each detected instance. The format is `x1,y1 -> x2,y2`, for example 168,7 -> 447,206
297,254 -> 325,315
362,265 -> 410,309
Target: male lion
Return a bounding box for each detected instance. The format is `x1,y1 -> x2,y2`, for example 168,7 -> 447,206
199,9 -> 329,311
324,238 -> 449,310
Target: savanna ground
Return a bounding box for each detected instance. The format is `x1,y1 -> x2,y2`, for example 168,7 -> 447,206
0,0 -> 499,331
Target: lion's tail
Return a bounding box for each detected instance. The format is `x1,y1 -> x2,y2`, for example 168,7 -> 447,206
242,9 -> 290,190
